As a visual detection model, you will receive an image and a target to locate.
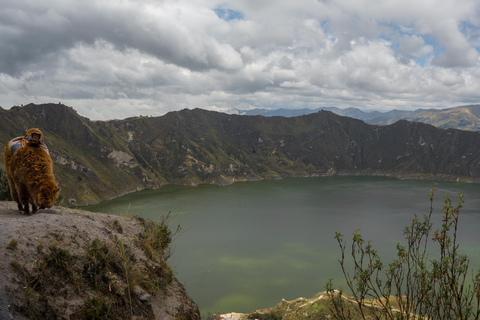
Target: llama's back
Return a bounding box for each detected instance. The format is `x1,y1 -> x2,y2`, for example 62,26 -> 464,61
10,145 -> 58,207
10,145 -> 54,181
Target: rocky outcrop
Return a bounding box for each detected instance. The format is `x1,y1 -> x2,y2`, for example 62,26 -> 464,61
0,201 -> 200,320
107,150 -> 139,168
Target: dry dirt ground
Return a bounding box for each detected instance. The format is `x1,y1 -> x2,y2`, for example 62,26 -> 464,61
0,201 -> 200,320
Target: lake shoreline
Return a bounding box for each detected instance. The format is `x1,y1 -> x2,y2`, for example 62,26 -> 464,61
77,170 -> 480,207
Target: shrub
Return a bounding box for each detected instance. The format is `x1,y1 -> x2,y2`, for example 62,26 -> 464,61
328,184 -> 480,319
137,213 -> 180,262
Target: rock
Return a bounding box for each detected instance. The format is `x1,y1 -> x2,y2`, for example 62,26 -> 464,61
219,312 -> 248,320
133,285 -> 151,302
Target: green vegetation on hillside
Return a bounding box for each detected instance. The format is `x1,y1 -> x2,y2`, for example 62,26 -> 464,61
2,103 -> 480,206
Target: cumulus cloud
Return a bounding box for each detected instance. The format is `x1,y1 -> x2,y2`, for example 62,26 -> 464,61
0,0 -> 479,119
432,19 -> 479,67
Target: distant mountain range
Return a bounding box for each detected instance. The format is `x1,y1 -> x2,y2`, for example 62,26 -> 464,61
2,103 -> 480,205
237,105 -> 480,131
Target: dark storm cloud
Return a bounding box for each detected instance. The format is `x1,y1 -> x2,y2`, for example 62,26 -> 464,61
0,0 -> 242,76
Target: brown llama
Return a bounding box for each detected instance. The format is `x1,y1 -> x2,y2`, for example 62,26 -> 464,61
4,128 -> 60,214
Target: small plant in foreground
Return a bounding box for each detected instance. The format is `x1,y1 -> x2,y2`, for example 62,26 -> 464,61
7,238 -> 18,250
37,240 -> 44,253
73,296 -> 111,320
328,184 -> 480,319
137,212 -> 181,262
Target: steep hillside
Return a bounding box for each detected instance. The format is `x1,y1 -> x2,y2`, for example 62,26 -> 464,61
1,103 -> 480,205
0,104 -> 155,205
0,201 -> 200,319
408,106 -> 480,131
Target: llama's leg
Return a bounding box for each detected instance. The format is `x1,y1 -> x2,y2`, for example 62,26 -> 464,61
14,192 -> 23,211
18,185 -> 30,214
22,198 -> 30,214
8,179 -> 23,211
13,187 -> 23,212
21,199 -> 30,214
31,200 -> 38,214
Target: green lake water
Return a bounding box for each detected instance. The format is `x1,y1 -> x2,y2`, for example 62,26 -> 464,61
82,176 -> 480,315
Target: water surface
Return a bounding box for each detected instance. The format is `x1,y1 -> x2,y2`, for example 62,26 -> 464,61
82,176 -> 480,314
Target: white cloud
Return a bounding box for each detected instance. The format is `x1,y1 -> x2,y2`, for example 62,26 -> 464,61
432,19 -> 479,67
398,34 -> 433,58
0,0 -> 479,120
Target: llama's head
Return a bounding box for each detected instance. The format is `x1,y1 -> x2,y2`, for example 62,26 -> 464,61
35,181 -> 60,209
23,128 -> 44,146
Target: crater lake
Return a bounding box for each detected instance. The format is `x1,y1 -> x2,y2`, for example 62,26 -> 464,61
81,176 -> 480,315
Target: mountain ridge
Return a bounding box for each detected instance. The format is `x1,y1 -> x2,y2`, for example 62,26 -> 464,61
1,103 -> 480,206
238,104 -> 480,131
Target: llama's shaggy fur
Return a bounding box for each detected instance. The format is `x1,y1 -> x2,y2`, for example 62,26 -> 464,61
4,129 -> 59,214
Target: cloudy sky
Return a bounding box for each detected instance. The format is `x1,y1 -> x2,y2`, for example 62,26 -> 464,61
1,0 -> 480,120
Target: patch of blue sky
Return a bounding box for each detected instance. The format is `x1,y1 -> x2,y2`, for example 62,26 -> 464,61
410,35 -> 441,67
378,22 -> 443,67
319,20 -> 331,33
213,8 -> 244,21
460,21 -> 480,39
422,34 -> 444,56
460,21 -> 480,52
416,57 -> 427,67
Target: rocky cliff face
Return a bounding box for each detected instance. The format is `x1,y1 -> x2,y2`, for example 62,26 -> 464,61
1,103 -> 480,205
0,201 -> 200,320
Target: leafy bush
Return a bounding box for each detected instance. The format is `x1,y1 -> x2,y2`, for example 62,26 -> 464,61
0,166 -> 11,201
327,184 -> 480,319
